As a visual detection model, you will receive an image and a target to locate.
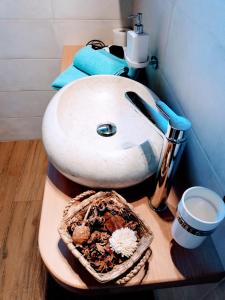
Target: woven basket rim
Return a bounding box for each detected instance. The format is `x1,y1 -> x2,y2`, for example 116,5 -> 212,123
58,190 -> 153,283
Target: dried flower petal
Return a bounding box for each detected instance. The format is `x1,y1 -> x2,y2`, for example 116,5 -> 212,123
109,228 -> 137,257
104,213 -> 125,233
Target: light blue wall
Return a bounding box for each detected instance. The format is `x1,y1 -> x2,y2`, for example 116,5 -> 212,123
133,0 -> 225,264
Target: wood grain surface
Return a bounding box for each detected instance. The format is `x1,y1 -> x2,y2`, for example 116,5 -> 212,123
0,139 -> 154,299
1,140 -> 224,300
61,45 -> 82,71
0,140 -> 48,300
40,168 -> 225,292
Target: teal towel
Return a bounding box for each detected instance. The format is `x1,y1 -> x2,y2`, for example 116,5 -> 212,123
51,46 -> 137,90
51,65 -> 88,90
73,46 -> 129,76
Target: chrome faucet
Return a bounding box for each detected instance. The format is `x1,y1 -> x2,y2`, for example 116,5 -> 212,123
125,92 -> 191,212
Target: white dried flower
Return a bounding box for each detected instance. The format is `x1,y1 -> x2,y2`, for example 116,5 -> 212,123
109,227 -> 137,258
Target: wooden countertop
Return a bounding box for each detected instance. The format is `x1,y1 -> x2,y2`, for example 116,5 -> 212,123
38,46 -> 225,292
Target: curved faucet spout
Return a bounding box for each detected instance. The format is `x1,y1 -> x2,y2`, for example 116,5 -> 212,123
125,91 -> 192,212
125,91 -> 168,134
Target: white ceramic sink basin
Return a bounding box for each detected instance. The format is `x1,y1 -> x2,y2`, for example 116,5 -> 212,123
42,75 -> 165,188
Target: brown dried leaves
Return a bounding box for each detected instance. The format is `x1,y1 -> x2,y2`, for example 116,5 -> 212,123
68,193 -> 141,273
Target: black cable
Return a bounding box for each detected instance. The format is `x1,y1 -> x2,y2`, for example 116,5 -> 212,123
86,40 -> 107,50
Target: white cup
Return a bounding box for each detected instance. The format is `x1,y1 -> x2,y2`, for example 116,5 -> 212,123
172,186 -> 225,249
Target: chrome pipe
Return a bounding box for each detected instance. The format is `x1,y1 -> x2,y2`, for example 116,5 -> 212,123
149,124 -> 188,211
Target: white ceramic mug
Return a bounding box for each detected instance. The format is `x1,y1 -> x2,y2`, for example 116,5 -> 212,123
172,186 -> 225,249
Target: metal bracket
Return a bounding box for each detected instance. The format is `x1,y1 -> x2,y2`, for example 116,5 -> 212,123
149,56 -> 158,70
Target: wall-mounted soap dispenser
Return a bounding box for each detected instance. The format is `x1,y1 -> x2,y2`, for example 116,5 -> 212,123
125,13 -> 150,69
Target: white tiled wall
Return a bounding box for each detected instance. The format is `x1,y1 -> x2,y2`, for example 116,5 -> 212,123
52,20 -> 124,46
52,0 -> 132,20
133,0 -> 225,266
0,91 -> 55,117
0,21 -> 61,58
0,59 -> 60,91
0,0 -> 52,19
0,0 -> 133,140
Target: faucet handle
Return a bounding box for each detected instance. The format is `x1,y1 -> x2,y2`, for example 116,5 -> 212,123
156,100 -> 191,132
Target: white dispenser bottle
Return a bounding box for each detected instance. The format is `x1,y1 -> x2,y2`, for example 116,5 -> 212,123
126,13 -> 149,66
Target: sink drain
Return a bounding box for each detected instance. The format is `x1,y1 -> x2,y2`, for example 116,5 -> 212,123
97,123 -> 117,137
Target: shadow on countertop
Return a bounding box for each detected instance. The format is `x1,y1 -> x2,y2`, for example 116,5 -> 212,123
48,162 -> 156,204
170,239 -> 225,282
45,272 -> 155,300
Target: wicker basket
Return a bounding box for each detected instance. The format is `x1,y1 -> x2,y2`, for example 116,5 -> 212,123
58,190 -> 153,283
